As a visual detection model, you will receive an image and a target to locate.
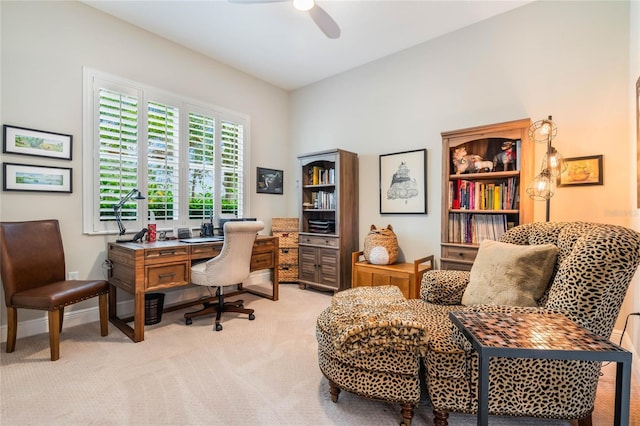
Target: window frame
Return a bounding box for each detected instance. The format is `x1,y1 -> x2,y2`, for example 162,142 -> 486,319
82,68 -> 251,235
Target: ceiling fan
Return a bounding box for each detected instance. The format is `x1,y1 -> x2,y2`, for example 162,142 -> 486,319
229,0 -> 341,39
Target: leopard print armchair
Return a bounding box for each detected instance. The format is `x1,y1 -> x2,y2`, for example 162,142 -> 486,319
419,222 -> 640,425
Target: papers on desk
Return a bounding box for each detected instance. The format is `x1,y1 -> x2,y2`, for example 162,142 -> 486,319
179,237 -> 224,243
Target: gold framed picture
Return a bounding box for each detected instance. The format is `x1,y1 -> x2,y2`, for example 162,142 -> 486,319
557,155 -> 603,187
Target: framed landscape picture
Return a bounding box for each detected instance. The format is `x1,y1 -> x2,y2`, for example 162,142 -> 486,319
3,125 -> 72,160
379,149 -> 427,214
557,155 -> 603,187
3,162 -> 72,193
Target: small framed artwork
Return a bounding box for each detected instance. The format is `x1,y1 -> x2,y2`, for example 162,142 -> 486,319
256,167 -> 283,194
3,162 -> 72,193
379,149 -> 427,214
557,155 -> 603,187
3,125 -> 72,160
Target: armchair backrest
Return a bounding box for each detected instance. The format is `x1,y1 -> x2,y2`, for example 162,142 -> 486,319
202,220 -> 264,286
0,220 -> 66,306
500,222 -> 640,337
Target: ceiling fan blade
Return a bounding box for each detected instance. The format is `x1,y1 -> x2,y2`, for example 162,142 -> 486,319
228,0 -> 287,3
308,4 -> 340,39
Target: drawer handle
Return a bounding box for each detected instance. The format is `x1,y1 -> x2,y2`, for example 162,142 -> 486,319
282,249 -> 290,254
159,272 -> 176,279
159,250 -> 177,256
458,252 -> 464,257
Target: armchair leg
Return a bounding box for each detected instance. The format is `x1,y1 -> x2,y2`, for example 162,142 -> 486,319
400,403 -> 415,426
433,409 -> 449,426
58,307 -> 64,332
99,293 -> 109,336
48,310 -> 61,361
6,306 -> 17,353
328,380 -> 341,403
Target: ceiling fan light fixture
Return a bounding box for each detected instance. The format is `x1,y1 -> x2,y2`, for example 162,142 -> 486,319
293,0 -> 314,12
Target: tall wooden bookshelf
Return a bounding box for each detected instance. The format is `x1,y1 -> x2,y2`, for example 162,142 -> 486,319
297,149 -> 359,292
440,118 -> 533,270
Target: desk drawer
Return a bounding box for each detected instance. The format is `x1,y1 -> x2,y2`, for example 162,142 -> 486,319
190,244 -> 222,260
253,237 -> 277,254
251,252 -> 274,271
146,261 -> 189,290
144,246 -> 189,265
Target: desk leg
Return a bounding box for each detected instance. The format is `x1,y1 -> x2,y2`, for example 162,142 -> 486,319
614,356 -> 631,426
133,291 -> 145,343
477,351 -> 490,426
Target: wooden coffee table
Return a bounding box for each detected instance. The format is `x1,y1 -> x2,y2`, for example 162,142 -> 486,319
449,311 -> 632,426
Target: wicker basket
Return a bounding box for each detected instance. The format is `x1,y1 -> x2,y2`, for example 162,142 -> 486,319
274,231 -> 299,248
272,217 -> 299,231
279,265 -> 299,282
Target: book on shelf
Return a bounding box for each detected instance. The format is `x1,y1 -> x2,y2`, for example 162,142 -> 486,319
451,178 -> 518,211
448,213 -> 508,244
310,166 -> 335,185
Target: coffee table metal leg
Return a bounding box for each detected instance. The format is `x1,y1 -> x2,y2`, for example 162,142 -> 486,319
477,350 -> 490,426
614,357 -> 631,426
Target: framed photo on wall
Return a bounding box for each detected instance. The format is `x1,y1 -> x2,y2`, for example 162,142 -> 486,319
3,162 -> 72,193
379,149 -> 427,214
557,155 -> 603,187
256,167 -> 283,194
3,125 -> 72,160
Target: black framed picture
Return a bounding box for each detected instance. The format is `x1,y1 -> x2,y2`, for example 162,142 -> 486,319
3,125 -> 72,160
256,167 -> 283,194
3,162 -> 72,193
379,149 -> 427,214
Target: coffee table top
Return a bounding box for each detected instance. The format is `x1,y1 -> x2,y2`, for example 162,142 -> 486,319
449,311 -> 627,354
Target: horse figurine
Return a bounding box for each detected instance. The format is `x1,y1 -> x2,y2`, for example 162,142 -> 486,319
493,141 -> 516,171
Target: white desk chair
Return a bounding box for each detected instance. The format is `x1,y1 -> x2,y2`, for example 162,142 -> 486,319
184,220 -> 264,331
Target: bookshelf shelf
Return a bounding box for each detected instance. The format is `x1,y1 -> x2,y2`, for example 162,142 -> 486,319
440,119 -> 533,271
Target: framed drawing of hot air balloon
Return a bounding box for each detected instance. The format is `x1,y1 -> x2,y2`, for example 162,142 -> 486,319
379,149 -> 427,214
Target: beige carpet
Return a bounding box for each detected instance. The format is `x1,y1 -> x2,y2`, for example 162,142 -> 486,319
1,284 -> 638,425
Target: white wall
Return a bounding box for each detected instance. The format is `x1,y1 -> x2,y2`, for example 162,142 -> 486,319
291,0 -> 639,350
0,1 -> 291,328
2,0 -> 639,366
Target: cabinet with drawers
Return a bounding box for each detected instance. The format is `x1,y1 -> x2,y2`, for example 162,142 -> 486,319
298,149 -> 358,292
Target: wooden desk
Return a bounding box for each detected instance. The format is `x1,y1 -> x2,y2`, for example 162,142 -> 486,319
351,252 -> 434,299
450,311 -> 632,426
107,236 -> 279,342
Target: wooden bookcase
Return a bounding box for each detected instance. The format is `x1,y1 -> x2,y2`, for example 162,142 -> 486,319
440,118 -> 533,271
297,149 -> 359,292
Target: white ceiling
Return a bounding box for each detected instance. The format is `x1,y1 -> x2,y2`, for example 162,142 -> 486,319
83,0 -> 533,91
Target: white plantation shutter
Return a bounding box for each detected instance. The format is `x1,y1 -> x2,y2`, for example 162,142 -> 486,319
188,112 -> 215,220
220,120 -> 244,217
98,89 -> 139,221
84,69 -> 249,235
147,101 -> 180,221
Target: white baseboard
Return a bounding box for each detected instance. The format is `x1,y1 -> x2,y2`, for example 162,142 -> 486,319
0,270 -> 273,343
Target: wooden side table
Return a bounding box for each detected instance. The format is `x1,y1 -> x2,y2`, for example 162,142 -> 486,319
449,311 -> 632,426
351,251 -> 434,299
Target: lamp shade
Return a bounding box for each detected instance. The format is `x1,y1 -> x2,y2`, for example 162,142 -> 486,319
526,169 -> 554,201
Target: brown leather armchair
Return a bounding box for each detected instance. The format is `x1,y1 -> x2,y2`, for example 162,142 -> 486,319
0,220 -> 109,361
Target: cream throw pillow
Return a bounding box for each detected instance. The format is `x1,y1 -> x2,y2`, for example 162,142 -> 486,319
462,240 -> 558,307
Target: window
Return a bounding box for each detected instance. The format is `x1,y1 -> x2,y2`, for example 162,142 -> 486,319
83,69 -> 249,235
